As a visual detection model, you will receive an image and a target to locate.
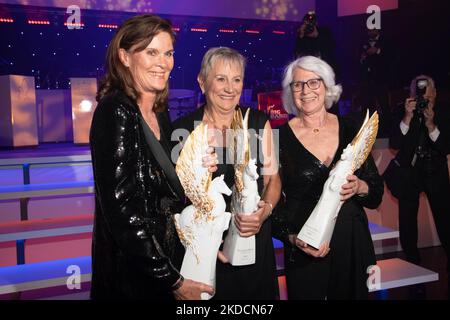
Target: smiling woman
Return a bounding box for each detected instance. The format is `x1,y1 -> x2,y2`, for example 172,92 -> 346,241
272,56 -> 383,300
173,47 -> 281,300
89,14 -> 214,300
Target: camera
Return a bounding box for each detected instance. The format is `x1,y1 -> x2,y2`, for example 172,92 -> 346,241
415,78 -> 429,113
303,12 -> 317,35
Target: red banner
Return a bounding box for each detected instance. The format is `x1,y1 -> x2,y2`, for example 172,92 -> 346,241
257,91 -> 290,128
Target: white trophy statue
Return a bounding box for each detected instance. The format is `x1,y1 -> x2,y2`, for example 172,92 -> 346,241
223,109 -> 259,266
174,122 -> 232,300
297,111 -> 379,249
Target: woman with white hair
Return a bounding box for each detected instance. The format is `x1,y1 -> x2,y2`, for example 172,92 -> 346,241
272,56 -> 383,299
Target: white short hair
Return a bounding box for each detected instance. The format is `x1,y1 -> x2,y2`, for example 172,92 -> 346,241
282,56 -> 342,115
409,74 -> 436,97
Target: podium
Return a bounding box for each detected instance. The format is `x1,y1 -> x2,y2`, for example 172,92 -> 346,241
70,78 -> 97,144
0,75 -> 38,147
257,91 -> 289,127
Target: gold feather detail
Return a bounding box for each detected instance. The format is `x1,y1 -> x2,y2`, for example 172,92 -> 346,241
350,111 -> 379,173
175,122 -> 215,220
231,108 -> 250,193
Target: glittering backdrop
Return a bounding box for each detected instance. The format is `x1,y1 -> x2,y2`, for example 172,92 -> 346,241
0,0 -> 315,21
0,3 -> 301,95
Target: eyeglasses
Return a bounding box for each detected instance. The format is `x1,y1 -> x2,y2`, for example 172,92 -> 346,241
289,78 -> 322,92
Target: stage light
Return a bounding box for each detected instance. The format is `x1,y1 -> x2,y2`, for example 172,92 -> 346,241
70,78 -> 97,144
64,22 -> 84,28
245,30 -> 260,34
191,28 -> 207,32
98,24 -> 118,29
273,30 -> 286,35
0,18 -> 14,23
28,20 -> 50,25
80,100 -> 93,112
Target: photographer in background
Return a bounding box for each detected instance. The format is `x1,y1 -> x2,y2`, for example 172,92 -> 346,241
358,28 -> 393,136
294,11 -> 336,72
389,75 -> 450,286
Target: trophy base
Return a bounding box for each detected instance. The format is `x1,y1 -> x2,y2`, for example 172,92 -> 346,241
201,292 -> 213,300
222,232 -> 256,266
297,220 -> 335,250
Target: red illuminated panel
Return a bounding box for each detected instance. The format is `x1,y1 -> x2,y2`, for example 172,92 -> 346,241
257,91 -> 290,127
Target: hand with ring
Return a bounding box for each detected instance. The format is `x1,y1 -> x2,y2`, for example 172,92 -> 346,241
340,174 -> 368,200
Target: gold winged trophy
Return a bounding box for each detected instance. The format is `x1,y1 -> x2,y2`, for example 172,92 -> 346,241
222,109 -> 260,266
297,111 -> 379,249
174,122 -> 232,300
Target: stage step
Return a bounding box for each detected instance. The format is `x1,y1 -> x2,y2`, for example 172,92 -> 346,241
368,222 -> 399,241
0,256 -> 91,295
0,255 -> 439,298
0,214 -> 93,243
0,154 -> 91,167
0,180 -> 94,200
370,258 -> 439,292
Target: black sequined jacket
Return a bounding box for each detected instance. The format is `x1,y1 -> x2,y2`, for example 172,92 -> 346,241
89,89 -> 184,299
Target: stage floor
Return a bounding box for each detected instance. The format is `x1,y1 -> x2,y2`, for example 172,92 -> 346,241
0,143 -> 90,160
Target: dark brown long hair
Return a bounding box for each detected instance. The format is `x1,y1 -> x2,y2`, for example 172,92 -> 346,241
96,14 -> 175,112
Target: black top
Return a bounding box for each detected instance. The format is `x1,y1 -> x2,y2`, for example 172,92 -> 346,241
89,90 -> 184,299
272,116 -> 383,299
172,105 -> 279,300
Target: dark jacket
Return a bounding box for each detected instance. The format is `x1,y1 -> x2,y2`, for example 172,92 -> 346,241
389,102 -> 449,168
89,89 -> 184,299
294,27 -> 336,72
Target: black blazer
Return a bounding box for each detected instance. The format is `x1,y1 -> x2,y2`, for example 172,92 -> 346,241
89,89 -> 184,299
389,102 -> 450,169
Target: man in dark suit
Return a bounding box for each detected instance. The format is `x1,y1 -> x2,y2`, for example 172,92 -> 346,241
359,28 -> 393,136
389,75 -> 450,277
294,12 -> 336,72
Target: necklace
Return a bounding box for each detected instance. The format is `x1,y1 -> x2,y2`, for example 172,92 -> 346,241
204,108 -> 230,132
300,113 -> 328,134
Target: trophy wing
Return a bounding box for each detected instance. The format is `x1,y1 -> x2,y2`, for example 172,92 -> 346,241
175,122 -> 214,219
232,108 -> 250,193
350,110 -> 379,172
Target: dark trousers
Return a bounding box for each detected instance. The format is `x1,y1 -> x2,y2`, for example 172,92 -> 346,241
398,159 -> 450,269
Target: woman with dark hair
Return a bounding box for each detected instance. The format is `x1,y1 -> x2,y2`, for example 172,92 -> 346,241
90,14 -> 213,300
